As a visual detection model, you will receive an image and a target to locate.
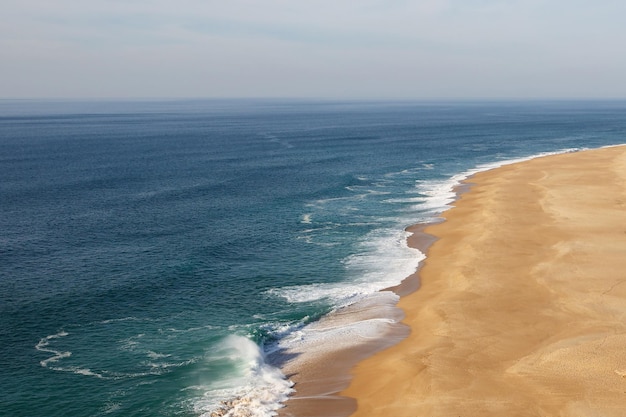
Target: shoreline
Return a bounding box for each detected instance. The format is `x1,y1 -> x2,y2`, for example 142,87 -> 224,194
277,144 -> 626,417
273,287 -> 409,417
273,163 -> 492,416
341,144 -> 626,416
274,223 -> 438,417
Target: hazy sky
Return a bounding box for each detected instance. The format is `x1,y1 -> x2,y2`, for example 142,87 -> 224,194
2,0 -> 625,99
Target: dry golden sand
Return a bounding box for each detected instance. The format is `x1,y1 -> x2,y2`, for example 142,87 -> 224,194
342,145 -> 626,417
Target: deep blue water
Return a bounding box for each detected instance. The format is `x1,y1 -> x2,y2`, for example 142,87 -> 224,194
1,99 -> 625,416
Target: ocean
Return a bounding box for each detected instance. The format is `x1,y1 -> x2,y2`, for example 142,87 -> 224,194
1,99 -> 625,417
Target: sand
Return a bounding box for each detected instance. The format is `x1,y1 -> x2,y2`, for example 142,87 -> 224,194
274,287 -> 410,417
341,145 -> 626,417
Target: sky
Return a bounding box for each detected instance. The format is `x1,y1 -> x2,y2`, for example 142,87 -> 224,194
1,0 -> 625,99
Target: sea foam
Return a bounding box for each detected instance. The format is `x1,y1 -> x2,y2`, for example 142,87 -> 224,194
271,227 -> 422,307
36,331 -> 71,368
261,147 -> 591,412
192,335 -> 294,417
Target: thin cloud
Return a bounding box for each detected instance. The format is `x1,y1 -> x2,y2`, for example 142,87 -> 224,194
1,0 -> 626,98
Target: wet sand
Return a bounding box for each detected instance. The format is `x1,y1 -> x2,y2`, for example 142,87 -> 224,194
342,145 -> 626,416
274,290 -> 410,417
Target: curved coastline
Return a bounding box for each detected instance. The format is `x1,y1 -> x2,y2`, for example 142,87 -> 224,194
341,144 -> 626,416
276,146 -> 603,417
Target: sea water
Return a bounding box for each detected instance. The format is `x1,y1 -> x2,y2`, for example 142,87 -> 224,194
2,99 -> 626,417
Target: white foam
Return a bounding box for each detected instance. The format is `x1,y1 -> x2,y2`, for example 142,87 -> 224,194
263,147 -> 594,413
273,291 -> 407,381
65,366 -> 105,378
345,185 -> 392,196
163,325 -> 218,333
119,333 -> 145,351
36,331 -> 111,378
99,316 -> 148,324
270,227 -> 422,307
101,402 -> 122,414
192,335 -> 294,417
410,148 -> 588,218
290,149 -> 590,311
383,195 -> 428,204
36,331 -> 71,367
343,228 -> 423,287
147,350 -> 171,359
146,359 -> 196,370
267,283 -> 351,304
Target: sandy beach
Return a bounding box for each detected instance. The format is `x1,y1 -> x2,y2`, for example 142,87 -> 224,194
340,145 -> 626,416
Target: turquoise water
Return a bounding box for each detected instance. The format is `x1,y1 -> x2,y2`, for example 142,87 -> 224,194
1,100 -> 626,416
